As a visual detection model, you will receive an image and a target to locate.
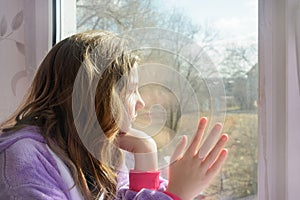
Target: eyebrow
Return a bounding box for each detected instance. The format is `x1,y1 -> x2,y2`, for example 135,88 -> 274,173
129,82 -> 138,87
128,82 -> 138,89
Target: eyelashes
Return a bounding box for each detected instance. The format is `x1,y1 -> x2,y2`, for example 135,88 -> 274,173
128,87 -> 138,95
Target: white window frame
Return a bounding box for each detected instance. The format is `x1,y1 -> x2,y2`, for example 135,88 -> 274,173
259,0 -> 300,199
53,0 -> 76,43
285,0 -> 300,199
23,0 -> 53,73
28,0 -> 76,67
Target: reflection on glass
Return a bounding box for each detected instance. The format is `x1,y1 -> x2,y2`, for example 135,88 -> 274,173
76,0 -> 258,199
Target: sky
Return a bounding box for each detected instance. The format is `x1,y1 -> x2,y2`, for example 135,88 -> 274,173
158,0 -> 258,44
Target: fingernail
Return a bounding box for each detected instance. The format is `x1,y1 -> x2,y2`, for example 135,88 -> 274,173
179,135 -> 185,143
221,149 -> 228,156
221,134 -> 228,141
215,123 -> 223,130
200,117 -> 207,123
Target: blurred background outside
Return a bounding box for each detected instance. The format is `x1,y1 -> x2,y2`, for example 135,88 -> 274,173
76,0 -> 258,199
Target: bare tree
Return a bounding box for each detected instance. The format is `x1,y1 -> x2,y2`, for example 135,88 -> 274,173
77,1 -> 222,133
77,0 -> 160,32
219,44 -> 257,110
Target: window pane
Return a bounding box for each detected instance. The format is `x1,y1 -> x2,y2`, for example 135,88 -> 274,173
76,0 -> 258,199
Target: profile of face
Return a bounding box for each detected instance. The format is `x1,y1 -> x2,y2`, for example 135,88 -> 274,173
121,63 -> 145,131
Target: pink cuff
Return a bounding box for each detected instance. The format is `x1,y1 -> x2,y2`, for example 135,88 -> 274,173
163,191 -> 182,200
129,170 -> 160,191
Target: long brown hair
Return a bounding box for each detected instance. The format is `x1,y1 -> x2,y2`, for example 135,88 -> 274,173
0,30 -> 137,199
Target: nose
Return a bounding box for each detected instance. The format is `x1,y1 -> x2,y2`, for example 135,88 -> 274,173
136,91 -> 145,111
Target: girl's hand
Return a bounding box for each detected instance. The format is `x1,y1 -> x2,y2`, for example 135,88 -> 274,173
166,117 -> 228,200
118,128 -> 158,171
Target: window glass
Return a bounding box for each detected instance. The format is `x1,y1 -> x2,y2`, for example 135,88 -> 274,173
76,0 -> 258,199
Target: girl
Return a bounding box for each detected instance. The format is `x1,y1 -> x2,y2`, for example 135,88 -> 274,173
0,30 -> 228,200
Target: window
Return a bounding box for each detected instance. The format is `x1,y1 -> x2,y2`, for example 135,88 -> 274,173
75,1 -> 258,199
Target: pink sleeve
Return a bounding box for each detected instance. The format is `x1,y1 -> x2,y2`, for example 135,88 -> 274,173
129,170 -> 181,200
129,170 -> 160,191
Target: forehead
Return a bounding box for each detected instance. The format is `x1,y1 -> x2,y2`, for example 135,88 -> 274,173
129,63 -> 138,83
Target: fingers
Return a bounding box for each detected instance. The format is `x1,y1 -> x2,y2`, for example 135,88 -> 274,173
197,123 -> 223,159
170,135 -> 188,164
201,134 -> 228,169
205,149 -> 228,179
186,117 -> 207,156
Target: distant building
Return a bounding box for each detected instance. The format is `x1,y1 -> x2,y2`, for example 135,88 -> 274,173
222,63 -> 258,111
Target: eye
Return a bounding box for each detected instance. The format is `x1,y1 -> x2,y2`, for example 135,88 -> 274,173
127,87 -> 137,96
128,88 -> 134,93
127,83 -> 139,95
131,86 -> 138,92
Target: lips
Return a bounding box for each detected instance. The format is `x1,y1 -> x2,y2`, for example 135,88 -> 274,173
131,113 -> 138,121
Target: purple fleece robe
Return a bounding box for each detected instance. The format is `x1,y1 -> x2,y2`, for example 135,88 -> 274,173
0,126 -> 173,199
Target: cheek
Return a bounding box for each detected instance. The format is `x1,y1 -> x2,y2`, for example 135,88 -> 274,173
125,95 -> 136,116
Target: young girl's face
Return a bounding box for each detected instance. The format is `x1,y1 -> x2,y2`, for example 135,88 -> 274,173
122,63 -> 145,129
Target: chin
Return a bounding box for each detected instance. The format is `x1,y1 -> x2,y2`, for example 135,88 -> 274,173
131,114 -> 137,121
120,121 -> 131,133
